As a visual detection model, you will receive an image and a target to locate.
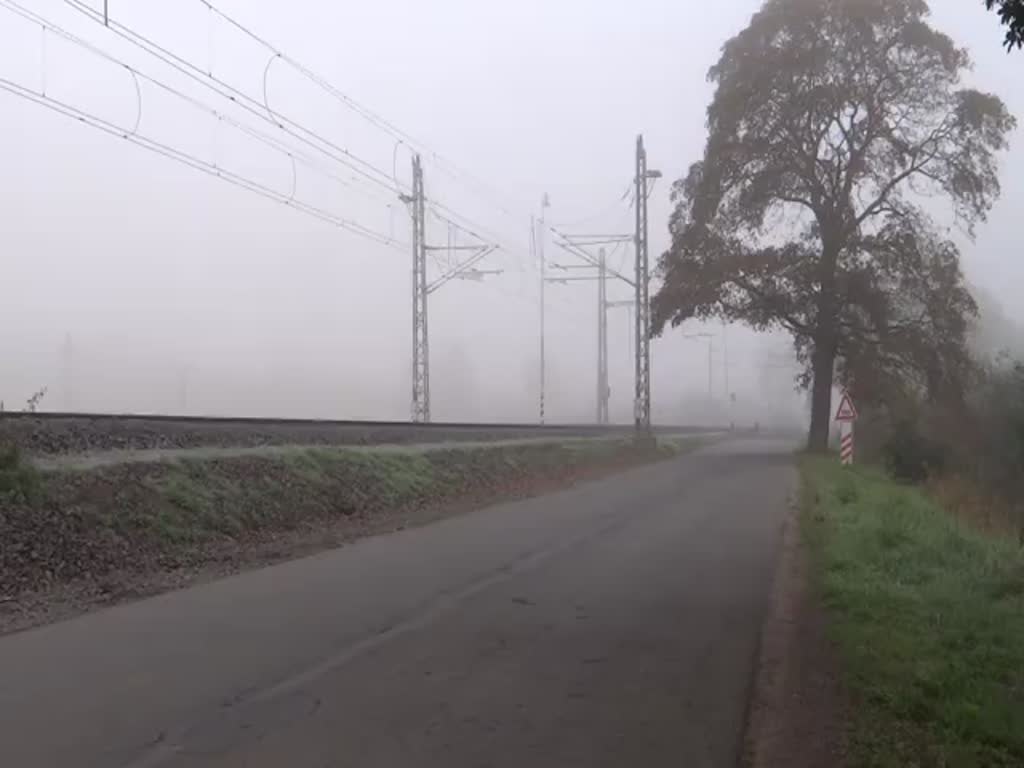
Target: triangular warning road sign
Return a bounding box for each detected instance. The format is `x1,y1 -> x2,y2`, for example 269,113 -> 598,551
835,390 -> 858,422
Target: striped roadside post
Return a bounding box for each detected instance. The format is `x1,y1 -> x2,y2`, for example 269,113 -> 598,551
834,389 -> 858,466
839,426 -> 854,465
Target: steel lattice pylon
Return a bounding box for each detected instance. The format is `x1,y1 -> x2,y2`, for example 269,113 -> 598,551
410,155 -> 430,423
597,248 -> 610,425
633,135 -> 652,435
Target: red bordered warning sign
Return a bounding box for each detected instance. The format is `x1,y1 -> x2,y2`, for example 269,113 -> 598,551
835,390 -> 858,422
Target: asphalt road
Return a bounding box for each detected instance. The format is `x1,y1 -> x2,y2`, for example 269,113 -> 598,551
0,437 -> 794,768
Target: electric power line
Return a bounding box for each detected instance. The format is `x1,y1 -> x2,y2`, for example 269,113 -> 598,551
63,0 -> 409,200
24,2 -> 605,314
0,76 -> 403,249
4,0 -> 406,211
194,0 -> 534,227
65,0 -> 541,272
551,183 -> 633,229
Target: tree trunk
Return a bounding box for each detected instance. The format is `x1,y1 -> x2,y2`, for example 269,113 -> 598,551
807,333 -> 837,452
807,228 -> 842,453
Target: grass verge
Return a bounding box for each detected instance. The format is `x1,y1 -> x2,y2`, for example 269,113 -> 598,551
2,436 -> 702,602
800,457 -> 1024,767
0,445 -> 41,504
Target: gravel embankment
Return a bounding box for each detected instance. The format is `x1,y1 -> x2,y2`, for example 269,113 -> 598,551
0,438 -> 703,633
0,415 -> 669,457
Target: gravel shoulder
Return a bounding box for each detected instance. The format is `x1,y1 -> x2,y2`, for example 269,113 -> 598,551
741,476 -> 847,768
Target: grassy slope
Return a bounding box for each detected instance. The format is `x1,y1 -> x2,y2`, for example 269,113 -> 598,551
2,437 -> 701,595
801,458 -> 1024,767
144,438 -> 689,544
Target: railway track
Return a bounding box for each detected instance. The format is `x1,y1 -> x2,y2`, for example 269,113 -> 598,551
0,412 -> 718,456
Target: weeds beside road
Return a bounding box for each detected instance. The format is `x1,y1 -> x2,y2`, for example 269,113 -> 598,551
0,446 -> 40,505
801,458 -> 1024,767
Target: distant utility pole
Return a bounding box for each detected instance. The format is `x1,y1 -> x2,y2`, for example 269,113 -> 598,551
607,299 -> 635,421
177,365 -> 190,413
548,136 -> 659,433
547,242 -> 631,426
545,248 -> 613,425
597,248 -> 609,425
404,155 -> 499,422
683,333 -> 714,401
722,322 -> 730,401
61,332 -> 73,411
634,134 -> 659,436
538,193 -> 550,425
409,154 -> 429,423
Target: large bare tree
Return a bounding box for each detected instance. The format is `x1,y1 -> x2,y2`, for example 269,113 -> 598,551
652,0 -> 1014,451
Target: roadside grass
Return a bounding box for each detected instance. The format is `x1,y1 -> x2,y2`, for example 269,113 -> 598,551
927,472 -> 1024,545
1,435 -> 713,601
0,444 -> 41,504
801,458 -> 1024,767
135,437 -> 695,549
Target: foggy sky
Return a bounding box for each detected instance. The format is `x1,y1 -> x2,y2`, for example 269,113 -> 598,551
1,0 -> 1018,425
